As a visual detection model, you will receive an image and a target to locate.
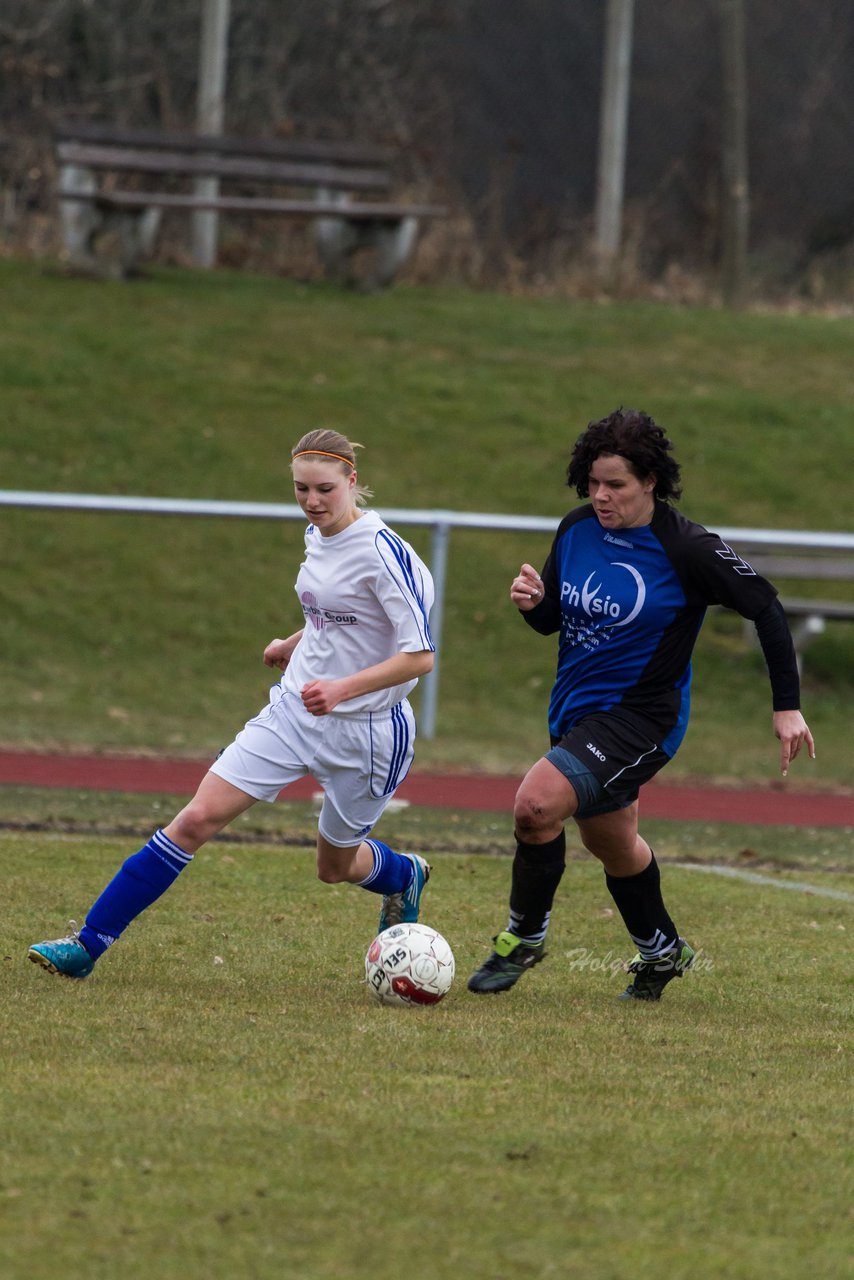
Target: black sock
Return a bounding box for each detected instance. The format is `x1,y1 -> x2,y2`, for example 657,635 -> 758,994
605,852 -> 678,960
506,829 -> 566,945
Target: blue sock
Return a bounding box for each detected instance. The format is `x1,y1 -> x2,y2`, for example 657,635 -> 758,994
357,839 -> 413,896
79,829 -> 194,960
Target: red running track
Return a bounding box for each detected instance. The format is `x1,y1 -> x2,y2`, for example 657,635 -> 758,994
0,750 -> 851,827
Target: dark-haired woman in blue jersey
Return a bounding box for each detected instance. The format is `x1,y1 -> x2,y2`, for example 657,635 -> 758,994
468,408 -> 814,1001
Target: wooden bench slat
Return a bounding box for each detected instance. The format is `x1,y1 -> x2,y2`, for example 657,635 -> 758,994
57,142 -> 392,191
58,188 -> 446,220
55,120 -> 395,167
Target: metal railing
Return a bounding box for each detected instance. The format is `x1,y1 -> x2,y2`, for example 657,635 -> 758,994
2,488 -> 853,737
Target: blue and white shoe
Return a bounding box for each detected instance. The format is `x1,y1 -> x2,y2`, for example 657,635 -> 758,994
379,855 -> 431,933
28,922 -> 95,979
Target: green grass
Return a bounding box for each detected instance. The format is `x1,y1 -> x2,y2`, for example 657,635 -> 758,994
3,831 -> 851,1280
1,255 -> 853,781
3,259 -> 851,1276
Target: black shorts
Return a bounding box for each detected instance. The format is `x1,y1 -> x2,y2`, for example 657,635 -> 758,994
546,707 -> 671,818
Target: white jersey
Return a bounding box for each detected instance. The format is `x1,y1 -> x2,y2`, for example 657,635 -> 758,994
281,510 -> 435,715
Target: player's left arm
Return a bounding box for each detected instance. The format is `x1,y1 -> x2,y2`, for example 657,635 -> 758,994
752,599 -> 816,775
300,650 -> 434,716
772,708 -> 816,777
664,519 -> 816,777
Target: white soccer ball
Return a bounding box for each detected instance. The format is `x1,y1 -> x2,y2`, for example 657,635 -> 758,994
365,922 -> 455,1006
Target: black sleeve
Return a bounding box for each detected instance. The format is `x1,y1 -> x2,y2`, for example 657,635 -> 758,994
522,594 -> 561,634
655,507 -> 779,620
754,599 -> 801,711
521,524 -> 563,636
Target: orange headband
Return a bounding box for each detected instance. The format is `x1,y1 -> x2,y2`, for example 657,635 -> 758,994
292,450 -> 354,466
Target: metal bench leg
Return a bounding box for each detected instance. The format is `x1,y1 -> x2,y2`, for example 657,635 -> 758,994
368,216 -> 419,289
112,207 -> 162,276
59,165 -> 102,271
313,211 -> 419,289
59,164 -> 162,277
313,209 -> 361,286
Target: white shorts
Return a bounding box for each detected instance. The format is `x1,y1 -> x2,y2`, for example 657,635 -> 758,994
209,685 -> 416,847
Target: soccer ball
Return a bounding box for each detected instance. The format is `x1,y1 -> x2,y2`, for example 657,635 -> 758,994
365,923 -> 455,1006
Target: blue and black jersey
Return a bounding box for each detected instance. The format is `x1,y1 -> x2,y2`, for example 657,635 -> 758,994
525,501 -> 798,760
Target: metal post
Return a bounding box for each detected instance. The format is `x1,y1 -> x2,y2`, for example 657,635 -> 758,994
720,0 -> 750,308
593,0 -> 635,274
419,520 -> 451,740
193,0 -> 231,268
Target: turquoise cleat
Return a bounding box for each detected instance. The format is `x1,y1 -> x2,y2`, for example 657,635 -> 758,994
28,924 -> 95,979
379,854 -> 431,933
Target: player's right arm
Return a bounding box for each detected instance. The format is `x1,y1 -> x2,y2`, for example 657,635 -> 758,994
263,630 -> 305,671
517,533 -> 563,636
300,648 -> 434,716
511,563 -> 545,611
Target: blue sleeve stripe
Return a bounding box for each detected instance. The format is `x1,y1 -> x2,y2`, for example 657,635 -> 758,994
375,529 -> 435,651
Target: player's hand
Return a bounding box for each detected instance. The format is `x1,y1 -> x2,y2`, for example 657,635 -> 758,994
264,637 -> 297,670
301,679 -> 344,716
511,563 -> 545,612
773,710 -> 816,776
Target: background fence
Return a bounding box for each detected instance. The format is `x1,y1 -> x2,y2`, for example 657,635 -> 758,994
2,487 -> 853,737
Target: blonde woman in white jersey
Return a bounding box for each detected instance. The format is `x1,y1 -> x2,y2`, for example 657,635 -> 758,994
28,430 -> 435,980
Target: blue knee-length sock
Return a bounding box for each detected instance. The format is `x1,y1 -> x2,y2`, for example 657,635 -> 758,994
357,839 -> 413,896
79,829 -> 194,960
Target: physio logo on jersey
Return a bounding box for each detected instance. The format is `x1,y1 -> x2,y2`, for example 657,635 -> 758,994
561,562 -> 646,628
300,590 -> 358,629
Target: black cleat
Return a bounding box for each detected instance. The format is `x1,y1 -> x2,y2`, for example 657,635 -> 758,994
467,930 -> 546,994
619,938 -> 695,1001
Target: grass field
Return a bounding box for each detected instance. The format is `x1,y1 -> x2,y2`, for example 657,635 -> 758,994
3,829 -> 851,1280
1,255 -> 851,1275
1,256 -> 853,781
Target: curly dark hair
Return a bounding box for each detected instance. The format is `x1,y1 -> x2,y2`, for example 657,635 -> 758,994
566,408 -> 682,502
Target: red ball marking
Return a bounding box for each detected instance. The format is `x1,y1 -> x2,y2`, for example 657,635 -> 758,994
367,939 -> 382,963
391,975 -> 444,1004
